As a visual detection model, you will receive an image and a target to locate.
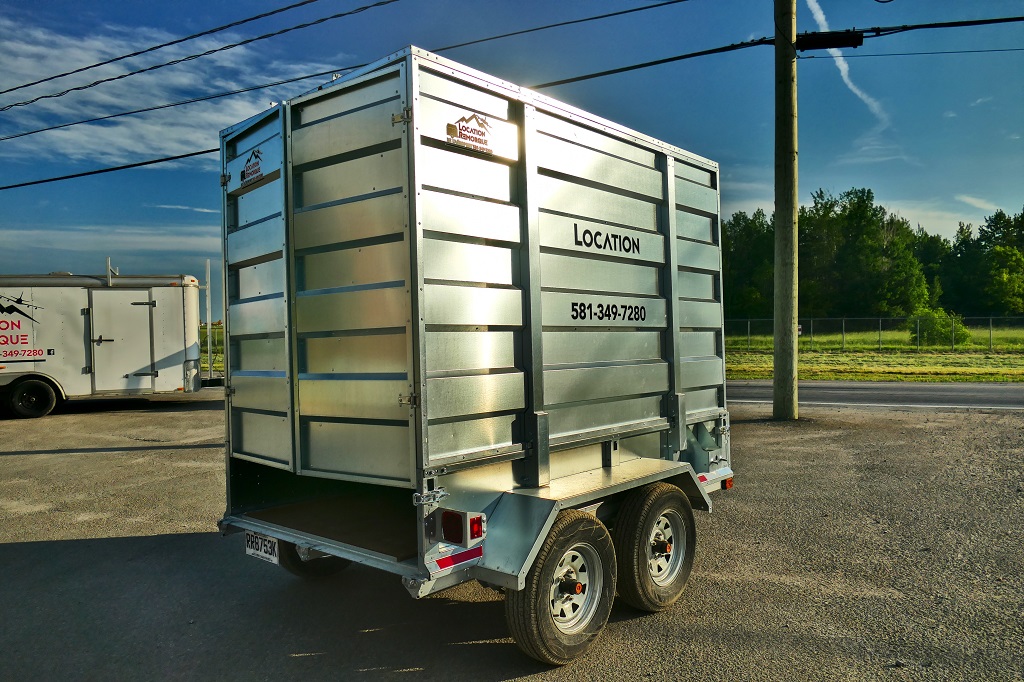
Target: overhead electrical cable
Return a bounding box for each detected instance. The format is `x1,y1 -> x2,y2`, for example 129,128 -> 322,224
0,0 -> 328,97
4,13 -> 1024,191
2,0 -> 692,142
0,0 -> 401,112
800,47 -> 1024,59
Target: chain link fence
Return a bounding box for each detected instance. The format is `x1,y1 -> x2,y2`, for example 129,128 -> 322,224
725,317 -> 1024,353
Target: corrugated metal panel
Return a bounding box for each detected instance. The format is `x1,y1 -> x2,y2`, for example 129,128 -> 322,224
229,297 -> 286,336
419,69 -> 511,120
540,254 -> 658,297
304,333 -> 407,374
677,210 -> 714,243
547,396 -> 663,438
296,287 -> 408,333
295,71 -> 403,127
293,192 -> 407,252
233,410 -> 291,464
535,134 -> 663,200
292,100 -> 404,167
425,373 -> 525,420
677,238 -> 721,273
424,285 -> 522,326
299,378 -> 409,420
423,239 -> 514,285
231,375 -> 289,412
543,331 -> 660,366
233,337 -> 286,372
425,331 -> 516,373
301,240 -> 408,292
421,191 -> 520,243
536,175 -> 658,232
679,331 -> 717,358
678,269 -> 716,301
295,149 -> 405,210
544,363 -> 669,406
675,177 -> 718,215
535,112 -> 656,168
679,357 -> 725,389
417,146 -> 511,202
427,415 -> 518,460
303,420 -> 410,482
679,301 -> 723,329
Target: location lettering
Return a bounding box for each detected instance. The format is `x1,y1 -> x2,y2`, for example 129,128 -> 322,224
573,223 -> 640,255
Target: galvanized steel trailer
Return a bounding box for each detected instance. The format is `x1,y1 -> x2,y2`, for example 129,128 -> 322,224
0,274 -> 202,417
218,46 -> 732,664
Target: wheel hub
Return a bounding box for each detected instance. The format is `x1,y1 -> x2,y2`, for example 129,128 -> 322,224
648,512 -> 684,587
548,543 -> 603,634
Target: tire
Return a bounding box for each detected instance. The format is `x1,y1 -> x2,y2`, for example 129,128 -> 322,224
611,482 -> 695,612
505,509 -> 616,665
277,541 -> 351,579
10,380 -> 58,418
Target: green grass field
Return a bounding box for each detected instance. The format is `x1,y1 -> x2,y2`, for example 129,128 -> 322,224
726,350 -> 1024,382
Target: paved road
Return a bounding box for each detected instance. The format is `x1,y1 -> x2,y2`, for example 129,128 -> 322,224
728,379 -> 1024,410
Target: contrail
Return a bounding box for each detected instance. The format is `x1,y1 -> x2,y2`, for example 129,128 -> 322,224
805,0 -> 890,128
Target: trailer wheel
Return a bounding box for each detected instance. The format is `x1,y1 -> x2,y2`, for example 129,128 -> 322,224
505,509 -> 616,665
10,380 -> 58,418
611,482 -> 695,612
278,541 -> 351,579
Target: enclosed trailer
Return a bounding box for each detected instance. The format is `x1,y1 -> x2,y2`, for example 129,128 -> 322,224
0,274 -> 202,417
219,47 -> 732,664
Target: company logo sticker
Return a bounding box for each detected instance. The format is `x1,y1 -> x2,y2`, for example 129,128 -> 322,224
0,292 -> 41,323
446,113 -> 493,154
240,148 -> 264,186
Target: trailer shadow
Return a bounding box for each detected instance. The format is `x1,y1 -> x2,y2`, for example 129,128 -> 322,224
0,532 -> 552,680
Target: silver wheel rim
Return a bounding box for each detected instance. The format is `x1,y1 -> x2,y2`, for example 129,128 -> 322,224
648,510 -> 684,587
548,542 -> 603,634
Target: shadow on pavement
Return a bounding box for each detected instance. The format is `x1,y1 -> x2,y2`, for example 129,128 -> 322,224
0,533 -> 549,681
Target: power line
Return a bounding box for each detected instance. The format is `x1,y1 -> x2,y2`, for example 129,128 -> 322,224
0,149 -> 218,191
0,0 -> 327,97
800,47 -> 1024,59
0,0 -> 401,113
531,37 -> 772,89
2,0 -> 693,142
4,13 -> 1024,191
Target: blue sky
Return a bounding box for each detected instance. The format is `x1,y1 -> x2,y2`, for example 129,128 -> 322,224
1,0 -> 1021,318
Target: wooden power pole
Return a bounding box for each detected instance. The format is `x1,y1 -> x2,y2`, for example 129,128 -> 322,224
774,0 -> 799,420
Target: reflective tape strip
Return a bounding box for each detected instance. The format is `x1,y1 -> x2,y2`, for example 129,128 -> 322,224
433,545 -> 483,571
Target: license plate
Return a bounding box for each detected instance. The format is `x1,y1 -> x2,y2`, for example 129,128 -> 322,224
244,531 -> 280,565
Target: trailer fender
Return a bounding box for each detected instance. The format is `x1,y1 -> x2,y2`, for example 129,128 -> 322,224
469,493 -> 560,591
0,372 -> 66,400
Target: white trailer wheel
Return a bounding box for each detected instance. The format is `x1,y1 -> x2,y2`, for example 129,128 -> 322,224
505,509 -> 616,665
612,482 -> 695,612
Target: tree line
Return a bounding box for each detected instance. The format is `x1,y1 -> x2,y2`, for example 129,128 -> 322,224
721,187 -> 1024,320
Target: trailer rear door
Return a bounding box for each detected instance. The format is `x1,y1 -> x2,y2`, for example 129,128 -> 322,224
90,288 -> 155,392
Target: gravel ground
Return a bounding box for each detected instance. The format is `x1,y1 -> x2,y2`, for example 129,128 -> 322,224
0,395 -> 1021,680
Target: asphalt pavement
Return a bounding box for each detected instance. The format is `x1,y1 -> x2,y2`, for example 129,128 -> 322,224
728,379 -> 1024,410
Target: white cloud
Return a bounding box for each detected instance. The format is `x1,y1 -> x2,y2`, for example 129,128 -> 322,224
0,16 -> 336,167
970,96 -> 993,107
805,0 -> 908,166
943,111 -> 957,118
955,194 -> 1000,212
0,224 -> 220,256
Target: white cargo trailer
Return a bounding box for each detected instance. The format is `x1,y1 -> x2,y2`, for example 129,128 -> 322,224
219,47 -> 732,664
0,274 -> 202,417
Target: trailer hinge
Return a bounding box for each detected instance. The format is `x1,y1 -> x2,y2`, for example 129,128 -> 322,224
716,424 -> 730,437
398,393 -> 418,407
412,488 -> 449,506
81,308 -> 90,316
391,106 -> 412,126
220,173 -> 231,187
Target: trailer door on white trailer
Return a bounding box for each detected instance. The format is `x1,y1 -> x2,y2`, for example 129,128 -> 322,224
90,289 -> 155,392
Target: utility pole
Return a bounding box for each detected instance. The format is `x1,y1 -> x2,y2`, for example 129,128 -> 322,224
774,0 -> 799,420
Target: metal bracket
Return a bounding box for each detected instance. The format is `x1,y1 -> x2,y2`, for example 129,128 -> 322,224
131,301 -> 157,307
412,488 -> 449,506
220,173 -> 231,187
398,393 -> 418,407
133,371 -> 158,377
391,106 -> 412,125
